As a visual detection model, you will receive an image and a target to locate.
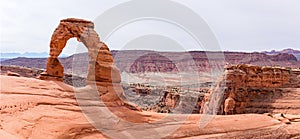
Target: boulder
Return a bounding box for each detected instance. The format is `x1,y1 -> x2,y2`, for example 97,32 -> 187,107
6,71 -> 20,77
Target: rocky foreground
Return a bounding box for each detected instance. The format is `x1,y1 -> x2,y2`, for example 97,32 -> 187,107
1,75 -> 300,138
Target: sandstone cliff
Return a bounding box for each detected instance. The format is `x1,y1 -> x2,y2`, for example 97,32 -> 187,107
201,64 -> 300,115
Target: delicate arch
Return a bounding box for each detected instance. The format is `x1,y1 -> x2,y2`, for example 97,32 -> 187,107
39,18 -> 121,85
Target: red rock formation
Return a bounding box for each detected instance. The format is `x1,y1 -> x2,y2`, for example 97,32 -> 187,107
112,50 -> 299,73
38,18 -> 135,109
201,64 -> 300,115
39,18 -> 118,83
144,90 -> 180,113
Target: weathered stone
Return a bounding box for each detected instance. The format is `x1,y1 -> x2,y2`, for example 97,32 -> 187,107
162,91 -> 180,109
224,97 -> 235,115
44,57 -> 64,79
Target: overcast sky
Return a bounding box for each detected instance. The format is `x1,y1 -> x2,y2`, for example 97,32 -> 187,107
0,0 -> 299,55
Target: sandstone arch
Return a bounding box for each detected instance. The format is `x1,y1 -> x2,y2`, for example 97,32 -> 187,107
39,18 -> 121,84
38,18 -> 140,108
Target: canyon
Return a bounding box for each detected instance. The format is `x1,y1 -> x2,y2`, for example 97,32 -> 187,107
2,50 -> 299,76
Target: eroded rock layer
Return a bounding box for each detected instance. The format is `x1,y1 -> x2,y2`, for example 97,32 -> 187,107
201,64 -> 300,115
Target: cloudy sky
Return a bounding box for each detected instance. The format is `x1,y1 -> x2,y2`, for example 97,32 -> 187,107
0,0 -> 299,55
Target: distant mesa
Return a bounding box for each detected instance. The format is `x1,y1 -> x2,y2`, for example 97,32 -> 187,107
2,49 -> 300,75
128,52 -> 179,73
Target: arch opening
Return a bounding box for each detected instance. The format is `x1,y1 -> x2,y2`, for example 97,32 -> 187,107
39,18 -> 120,85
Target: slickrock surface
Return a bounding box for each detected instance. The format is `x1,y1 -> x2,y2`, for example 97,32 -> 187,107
201,64 -> 300,115
1,75 -> 300,138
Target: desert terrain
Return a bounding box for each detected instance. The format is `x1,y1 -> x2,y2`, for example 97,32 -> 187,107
1,18 -> 300,139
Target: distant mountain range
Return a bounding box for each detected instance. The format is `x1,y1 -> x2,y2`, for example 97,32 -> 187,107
1,48 -> 299,60
1,49 -> 299,76
0,52 -> 68,61
263,48 -> 300,60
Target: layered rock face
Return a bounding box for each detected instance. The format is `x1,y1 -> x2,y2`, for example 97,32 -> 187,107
112,50 -> 299,73
224,64 -> 300,88
38,18 -> 126,105
201,64 -> 300,115
128,52 -> 178,73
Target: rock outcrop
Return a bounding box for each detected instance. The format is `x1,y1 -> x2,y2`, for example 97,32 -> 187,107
37,18 -> 130,107
1,65 -> 43,77
0,65 -> 86,87
201,64 -> 300,115
145,90 -> 181,113
39,18 -> 119,83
